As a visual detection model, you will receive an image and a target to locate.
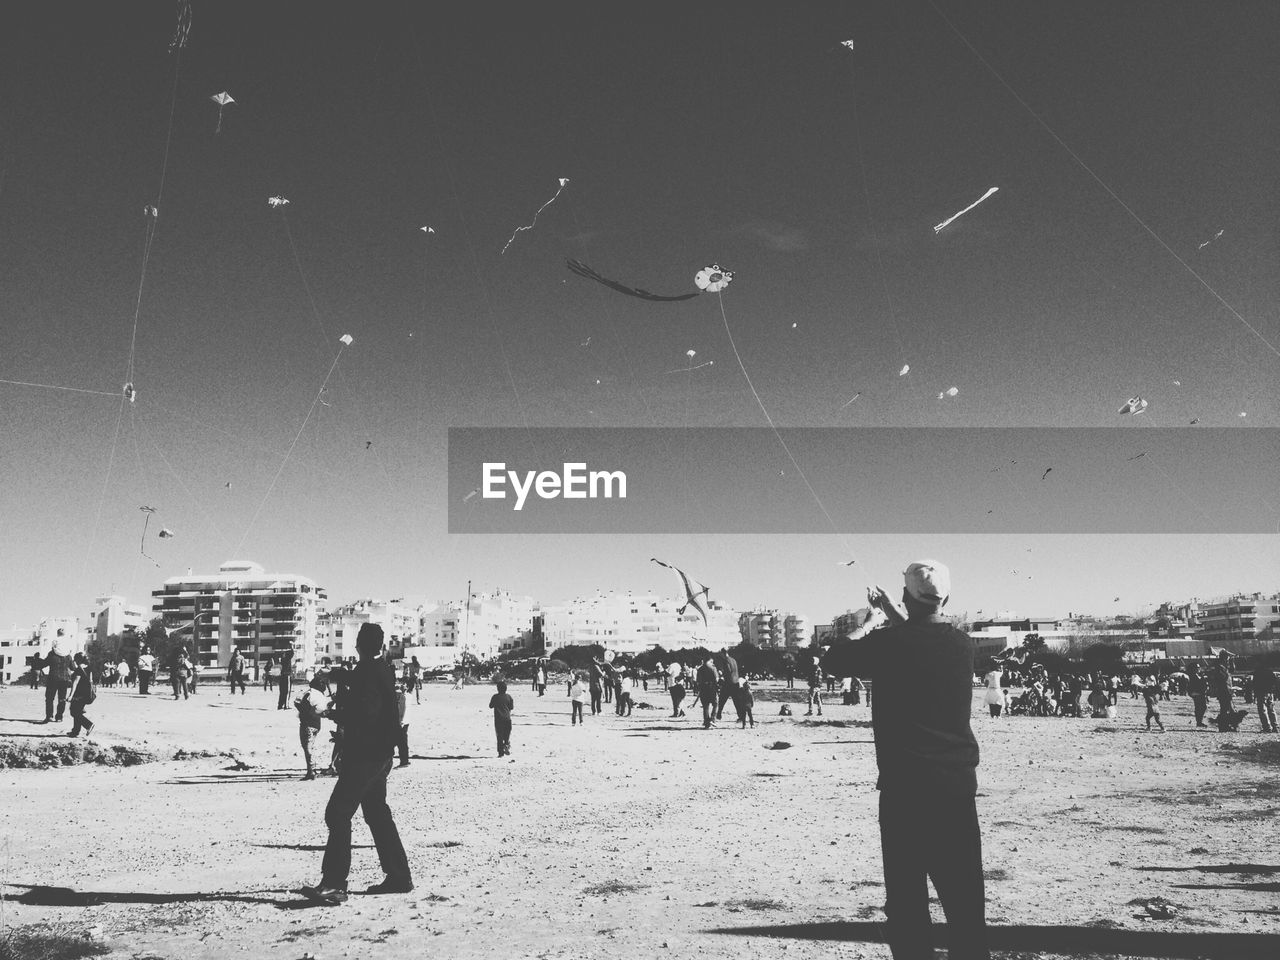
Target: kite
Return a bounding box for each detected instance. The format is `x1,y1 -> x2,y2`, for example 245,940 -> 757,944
1189,418 -> 1199,425
123,382 -> 136,404
1126,452 -> 1146,461
936,386 -> 959,399
594,378 -> 602,385
1118,397 -> 1148,415
898,364 -> 910,376
210,92 -> 234,133
1239,411 -> 1248,418
143,204 -> 158,219
651,557 -> 710,627
139,506 -> 159,566
840,39 -> 855,51
170,0 -> 192,53
835,559 -> 856,566
158,528 -> 175,539
338,334 -> 353,345
1041,468 -> 1052,480
694,263 -> 734,293
365,441 -> 373,450
791,322 -> 798,329
580,338 -> 591,347
1172,380 -> 1181,386
839,392 -> 862,408
667,350 -> 714,373
1197,229 -> 1224,250
501,177 -> 569,254
934,187 -> 999,234
224,482 -> 232,489
268,196 -> 289,208
420,225 -> 435,234
564,258 -> 700,302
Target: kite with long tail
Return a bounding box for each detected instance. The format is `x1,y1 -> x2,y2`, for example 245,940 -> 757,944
565,259 -> 701,302
651,557 -> 711,626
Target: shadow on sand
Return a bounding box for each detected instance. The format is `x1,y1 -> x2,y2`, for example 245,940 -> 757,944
708,920 -> 1280,959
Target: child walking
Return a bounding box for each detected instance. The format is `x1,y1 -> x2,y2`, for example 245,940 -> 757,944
569,674 -> 586,725
1143,680 -> 1165,732
489,680 -> 514,756
294,675 -> 328,779
738,680 -> 755,728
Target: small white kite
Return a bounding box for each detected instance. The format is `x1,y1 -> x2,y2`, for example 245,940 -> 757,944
339,334 -> 353,345
840,39 -> 855,51
268,196 -> 290,208
420,225 -> 435,234
123,382 -> 136,403
936,386 -> 959,399
898,364 -> 910,377
143,204 -> 158,219
501,177 -> 569,255
694,263 -> 734,293
934,187 -> 999,234
839,391 -> 861,408
1197,229 -> 1224,250
210,92 -> 234,133
1118,397 -> 1148,415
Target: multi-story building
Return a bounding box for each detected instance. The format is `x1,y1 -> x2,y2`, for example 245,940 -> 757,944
542,592 -> 738,656
88,594 -> 147,646
1197,594 -> 1280,656
152,560 -> 327,674
0,626 -> 38,684
322,599 -> 420,662
739,610 -> 783,647
419,590 -> 537,661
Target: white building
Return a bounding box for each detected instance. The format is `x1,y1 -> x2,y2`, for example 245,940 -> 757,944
542,592 -> 739,656
739,609 -> 812,648
322,599 -> 420,662
0,626 -> 38,685
419,590 -> 537,661
88,594 -> 147,646
152,560 -> 327,674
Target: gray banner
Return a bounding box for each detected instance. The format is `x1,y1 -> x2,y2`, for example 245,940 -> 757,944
447,427 -> 1279,534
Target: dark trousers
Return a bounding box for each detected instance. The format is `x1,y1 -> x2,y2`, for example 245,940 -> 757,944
229,674 -> 246,695
1216,694 -> 1234,731
494,717 -> 512,756
139,670 -> 153,694
1191,694 -> 1207,726
172,675 -> 188,699
69,700 -> 92,735
879,789 -> 989,960
700,688 -> 717,727
278,675 -> 292,710
590,686 -> 602,714
44,680 -> 69,720
716,684 -> 742,721
396,724 -> 409,764
571,701 -> 584,724
1258,695 -> 1278,733
670,688 -> 685,716
321,757 -> 411,888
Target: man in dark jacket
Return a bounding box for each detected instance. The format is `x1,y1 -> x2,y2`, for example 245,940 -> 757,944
1253,662 -> 1278,733
278,647 -> 295,711
1186,663 -> 1208,728
824,560 -> 988,960
302,623 -> 412,905
41,631 -> 74,724
1210,651 -> 1235,732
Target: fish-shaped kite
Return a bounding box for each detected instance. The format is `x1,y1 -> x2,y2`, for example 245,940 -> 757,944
1118,397 -> 1148,415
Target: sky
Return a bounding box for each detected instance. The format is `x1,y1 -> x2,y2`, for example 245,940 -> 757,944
1,1 -> 1277,630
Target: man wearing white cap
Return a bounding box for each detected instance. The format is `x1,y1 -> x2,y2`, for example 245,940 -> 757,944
824,559 -> 988,960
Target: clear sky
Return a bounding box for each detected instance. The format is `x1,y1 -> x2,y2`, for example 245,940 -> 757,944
1,1 -> 1277,629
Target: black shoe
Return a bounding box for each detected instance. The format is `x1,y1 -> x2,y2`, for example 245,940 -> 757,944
302,772 -> 316,780
84,721 -> 94,736
300,884 -> 348,905
365,876 -> 414,895
396,761 -> 410,768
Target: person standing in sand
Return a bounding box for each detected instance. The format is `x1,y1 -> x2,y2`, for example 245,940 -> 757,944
302,623 -> 412,905
824,560 -> 989,960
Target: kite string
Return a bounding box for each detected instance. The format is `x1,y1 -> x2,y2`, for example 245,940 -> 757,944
927,0 -> 1280,362
232,347 -> 347,557
136,408 -> 235,554
716,293 -> 862,568
500,179 -> 568,255
0,378 -> 117,397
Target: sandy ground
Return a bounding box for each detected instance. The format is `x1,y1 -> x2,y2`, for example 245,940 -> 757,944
1,680 -> 1278,960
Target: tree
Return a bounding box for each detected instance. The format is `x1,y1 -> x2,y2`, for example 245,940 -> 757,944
84,632 -> 123,677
